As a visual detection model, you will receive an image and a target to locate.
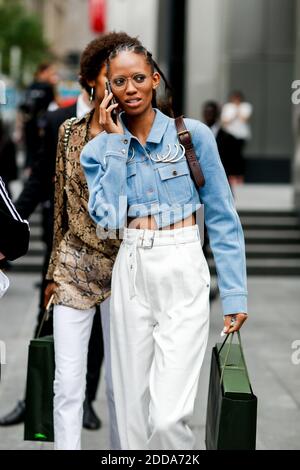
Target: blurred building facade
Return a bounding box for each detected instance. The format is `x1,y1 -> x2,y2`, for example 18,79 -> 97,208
184,0 -> 296,183
294,0 -> 300,215
24,0 -> 158,66
22,0 -> 299,188
24,0 -> 97,64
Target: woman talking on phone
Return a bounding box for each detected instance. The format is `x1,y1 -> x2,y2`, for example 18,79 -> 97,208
81,42 -> 248,450
44,32 -> 144,450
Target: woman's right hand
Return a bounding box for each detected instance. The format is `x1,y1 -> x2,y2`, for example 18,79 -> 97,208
99,90 -> 124,135
44,281 -> 57,309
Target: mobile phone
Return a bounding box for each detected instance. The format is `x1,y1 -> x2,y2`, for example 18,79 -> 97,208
105,80 -> 118,123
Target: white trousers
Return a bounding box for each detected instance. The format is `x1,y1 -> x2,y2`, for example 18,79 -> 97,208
101,299 -> 121,450
110,225 -> 210,450
53,303 -> 120,450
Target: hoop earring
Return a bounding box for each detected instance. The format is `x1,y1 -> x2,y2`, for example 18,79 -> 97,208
89,87 -> 94,102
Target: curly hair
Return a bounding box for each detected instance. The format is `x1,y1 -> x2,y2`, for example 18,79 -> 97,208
79,32 -> 141,93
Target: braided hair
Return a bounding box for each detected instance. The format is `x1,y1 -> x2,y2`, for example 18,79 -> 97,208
108,43 -> 174,117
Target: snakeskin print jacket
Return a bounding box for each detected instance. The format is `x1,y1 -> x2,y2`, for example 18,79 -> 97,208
46,110 -> 120,309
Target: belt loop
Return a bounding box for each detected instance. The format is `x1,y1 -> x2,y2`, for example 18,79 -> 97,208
129,238 -> 138,299
141,229 -> 146,248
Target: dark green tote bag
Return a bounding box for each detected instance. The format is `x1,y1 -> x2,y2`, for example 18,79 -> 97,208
24,299 -> 55,442
205,331 -> 257,450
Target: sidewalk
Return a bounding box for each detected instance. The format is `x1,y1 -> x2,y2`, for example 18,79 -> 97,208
0,184 -> 299,450
0,274 -> 110,450
1,272 -> 299,450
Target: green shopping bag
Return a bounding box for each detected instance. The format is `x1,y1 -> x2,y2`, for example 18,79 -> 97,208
205,331 -> 257,450
24,298 -> 55,442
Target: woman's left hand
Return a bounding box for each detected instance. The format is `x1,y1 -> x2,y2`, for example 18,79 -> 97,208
223,313 -> 248,334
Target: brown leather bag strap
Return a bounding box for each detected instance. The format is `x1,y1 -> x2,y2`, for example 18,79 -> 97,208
175,115 -> 205,188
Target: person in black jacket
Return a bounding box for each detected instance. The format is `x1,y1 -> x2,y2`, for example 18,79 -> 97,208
0,176 -> 29,262
0,95 -> 103,431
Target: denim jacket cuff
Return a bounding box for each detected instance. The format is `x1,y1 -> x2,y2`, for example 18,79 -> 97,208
221,294 -> 248,316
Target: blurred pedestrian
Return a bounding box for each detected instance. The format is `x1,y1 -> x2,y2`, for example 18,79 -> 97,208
202,101 -> 237,181
43,32 -> 143,451
81,41 -> 248,450
19,62 -> 59,172
0,119 -> 18,197
221,91 -> 252,184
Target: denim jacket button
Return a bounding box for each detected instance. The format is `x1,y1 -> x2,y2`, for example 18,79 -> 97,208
124,139 -> 128,144
172,170 -> 178,176
121,149 -> 126,154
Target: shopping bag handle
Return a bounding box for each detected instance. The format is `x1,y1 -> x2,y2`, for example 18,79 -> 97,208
35,294 -> 54,339
218,331 -> 251,386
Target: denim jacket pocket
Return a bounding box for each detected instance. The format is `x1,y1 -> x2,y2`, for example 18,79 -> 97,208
157,160 -> 193,205
127,161 -> 141,204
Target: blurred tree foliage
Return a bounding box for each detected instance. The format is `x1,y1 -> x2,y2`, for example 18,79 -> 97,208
0,0 -> 49,81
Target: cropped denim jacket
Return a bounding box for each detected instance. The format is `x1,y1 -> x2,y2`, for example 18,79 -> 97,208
80,109 -> 248,315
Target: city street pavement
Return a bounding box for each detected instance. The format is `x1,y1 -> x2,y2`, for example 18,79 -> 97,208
0,275 -> 110,450
0,184 -> 300,450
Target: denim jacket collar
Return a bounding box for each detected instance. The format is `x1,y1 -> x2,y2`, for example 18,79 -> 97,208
119,108 -> 170,144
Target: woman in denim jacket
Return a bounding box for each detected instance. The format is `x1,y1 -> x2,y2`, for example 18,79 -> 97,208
81,42 -> 248,450
44,33 -> 143,451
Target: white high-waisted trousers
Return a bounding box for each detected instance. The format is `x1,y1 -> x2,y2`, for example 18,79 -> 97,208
53,303 -> 120,450
110,225 -> 210,450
